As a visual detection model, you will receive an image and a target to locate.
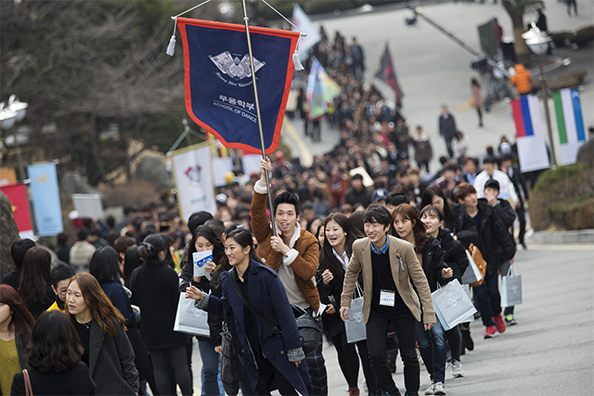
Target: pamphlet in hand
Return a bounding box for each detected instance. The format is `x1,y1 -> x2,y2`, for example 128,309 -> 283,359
193,250 -> 212,278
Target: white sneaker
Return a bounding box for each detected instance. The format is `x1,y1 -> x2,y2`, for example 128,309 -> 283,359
424,381 -> 434,395
452,360 -> 465,378
433,382 -> 446,395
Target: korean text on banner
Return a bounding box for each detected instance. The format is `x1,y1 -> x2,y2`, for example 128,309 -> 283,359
177,18 -> 300,155
27,163 -> 63,236
510,95 -> 550,172
0,183 -> 34,240
171,143 -> 216,222
553,88 -> 586,165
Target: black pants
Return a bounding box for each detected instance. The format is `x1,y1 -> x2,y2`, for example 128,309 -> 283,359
331,332 -> 379,392
512,205 -> 527,246
366,309 -> 419,396
255,358 -> 297,396
445,325 -> 462,362
445,138 -> 454,159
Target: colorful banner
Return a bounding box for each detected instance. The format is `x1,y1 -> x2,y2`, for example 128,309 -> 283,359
307,57 -> 342,119
552,88 -> 586,165
177,18 -> 300,155
27,163 -> 63,236
171,142 -> 217,222
0,183 -> 34,240
292,3 -> 321,61
511,95 -> 550,172
375,42 -> 403,107
0,168 -> 17,186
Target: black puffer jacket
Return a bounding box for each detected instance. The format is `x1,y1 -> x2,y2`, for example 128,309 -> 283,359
420,236 -> 449,292
473,200 -> 516,275
448,203 -> 478,249
436,228 -> 469,282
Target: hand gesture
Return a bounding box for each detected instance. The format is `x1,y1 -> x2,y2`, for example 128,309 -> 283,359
424,322 -> 435,331
185,285 -> 203,300
205,261 -> 216,273
259,157 -> 272,183
321,269 -> 334,285
325,305 -> 336,315
339,306 -> 350,322
270,236 -> 289,255
442,267 -> 453,279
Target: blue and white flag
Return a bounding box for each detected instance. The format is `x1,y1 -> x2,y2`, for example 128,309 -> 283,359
27,162 -> 63,236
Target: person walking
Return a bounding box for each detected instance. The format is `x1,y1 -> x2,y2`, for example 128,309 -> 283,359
130,235 -> 193,396
317,213 -> 379,396
438,105 -> 457,159
1,239 -> 35,292
391,204 -> 452,396
0,284 -> 35,395
252,157 -> 327,395
410,126 -> 434,174
18,247 -> 55,318
500,155 -> 529,250
471,79 -> 484,127
186,228 -> 311,396
10,310 -> 96,396
454,183 -> 516,339
66,272 -> 139,395
340,205 -> 436,396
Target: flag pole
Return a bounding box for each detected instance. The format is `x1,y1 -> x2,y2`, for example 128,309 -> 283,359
241,0 -> 277,236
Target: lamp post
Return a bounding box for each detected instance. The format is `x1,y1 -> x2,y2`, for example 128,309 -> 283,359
522,24 -> 556,166
0,95 -> 29,180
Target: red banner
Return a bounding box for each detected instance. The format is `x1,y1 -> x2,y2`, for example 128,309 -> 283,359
0,183 -> 33,235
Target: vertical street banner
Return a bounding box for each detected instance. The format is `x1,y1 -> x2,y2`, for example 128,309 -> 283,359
177,18 -> 301,155
307,57 -> 341,118
552,88 -> 586,165
171,142 -> 217,222
292,3 -> 321,61
27,162 -> 63,236
0,168 -> 17,186
375,43 -> 403,107
0,183 -> 34,240
511,95 -> 550,172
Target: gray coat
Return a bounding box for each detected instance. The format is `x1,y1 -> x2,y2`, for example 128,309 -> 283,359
88,319 -> 138,395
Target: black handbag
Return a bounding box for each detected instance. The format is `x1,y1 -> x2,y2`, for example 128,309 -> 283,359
220,320 -> 241,396
229,270 -> 319,356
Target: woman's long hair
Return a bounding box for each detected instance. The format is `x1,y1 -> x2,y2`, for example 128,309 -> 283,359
123,246 -> 142,289
25,311 -> 83,373
18,247 -> 52,313
0,284 -> 35,345
390,204 -> 431,254
65,273 -> 126,338
420,186 -> 456,225
89,246 -> 121,283
319,213 -> 362,277
226,228 -> 262,265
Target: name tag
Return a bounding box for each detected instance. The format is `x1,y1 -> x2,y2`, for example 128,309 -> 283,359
380,289 -> 396,307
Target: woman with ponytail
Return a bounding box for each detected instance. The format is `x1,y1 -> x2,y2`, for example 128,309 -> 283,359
186,228 -> 311,396
130,234 -> 193,396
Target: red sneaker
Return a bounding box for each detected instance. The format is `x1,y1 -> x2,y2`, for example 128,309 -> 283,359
483,325 -> 499,338
493,314 -> 507,333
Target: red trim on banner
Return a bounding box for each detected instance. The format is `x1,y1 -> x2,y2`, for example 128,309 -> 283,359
511,99 -> 526,138
177,18 -> 299,155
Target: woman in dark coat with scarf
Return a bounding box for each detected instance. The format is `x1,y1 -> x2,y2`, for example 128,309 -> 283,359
186,228 -> 310,396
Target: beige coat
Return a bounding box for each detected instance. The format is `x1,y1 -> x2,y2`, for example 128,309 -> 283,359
341,235 -> 435,325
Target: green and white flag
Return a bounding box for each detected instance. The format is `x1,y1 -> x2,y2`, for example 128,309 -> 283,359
552,89 -> 586,165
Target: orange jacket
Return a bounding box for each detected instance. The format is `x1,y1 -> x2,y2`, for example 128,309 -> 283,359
511,64 -> 532,95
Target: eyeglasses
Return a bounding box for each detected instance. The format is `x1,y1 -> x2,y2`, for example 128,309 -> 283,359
58,289 -> 68,296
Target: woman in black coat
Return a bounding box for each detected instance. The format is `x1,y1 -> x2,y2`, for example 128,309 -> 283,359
11,311 -> 95,396
130,234 -> 192,396
455,183 -> 516,339
316,213 -> 378,396
421,205 -> 470,378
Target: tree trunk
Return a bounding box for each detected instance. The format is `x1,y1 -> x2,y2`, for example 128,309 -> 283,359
503,1 -> 530,64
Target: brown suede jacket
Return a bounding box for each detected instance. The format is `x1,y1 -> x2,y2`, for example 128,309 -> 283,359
250,190 -> 320,313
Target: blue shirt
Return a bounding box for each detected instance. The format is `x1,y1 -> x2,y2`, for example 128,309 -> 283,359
370,236 -> 390,255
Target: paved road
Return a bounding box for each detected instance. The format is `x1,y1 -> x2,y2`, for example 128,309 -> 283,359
284,0 -> 593,166
189,242 -> 593,395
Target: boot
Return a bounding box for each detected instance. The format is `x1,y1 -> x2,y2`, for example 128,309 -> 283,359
348,387 -> 360,396
461,325 -> 474,351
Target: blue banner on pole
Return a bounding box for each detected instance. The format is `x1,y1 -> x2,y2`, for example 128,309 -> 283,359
27,163 -> 63,236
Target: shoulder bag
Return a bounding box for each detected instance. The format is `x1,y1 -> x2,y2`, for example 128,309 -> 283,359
23,369 -> 33,396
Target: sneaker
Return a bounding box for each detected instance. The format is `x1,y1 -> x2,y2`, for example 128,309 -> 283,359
452,360 -> 465,378
493,314 -> 507,333
505,314 -> 518,326
424,381 -> 434,395
433,382 -> 446,395
461,327 -> 474,351
484,325 -> 499,338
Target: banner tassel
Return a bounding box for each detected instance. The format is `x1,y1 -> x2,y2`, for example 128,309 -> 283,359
166,18 -> 177,56
293,51 -> 304,71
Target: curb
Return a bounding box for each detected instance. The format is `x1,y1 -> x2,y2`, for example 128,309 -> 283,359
530,229 -> 594,245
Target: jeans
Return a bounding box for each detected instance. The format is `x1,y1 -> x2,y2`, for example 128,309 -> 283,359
304,314 -> 328,395
416,320 -> 447,384
198,339 -> 224,396
473,270 -> 501,327
149,346 -> 193,396
366,309 -> 419,396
